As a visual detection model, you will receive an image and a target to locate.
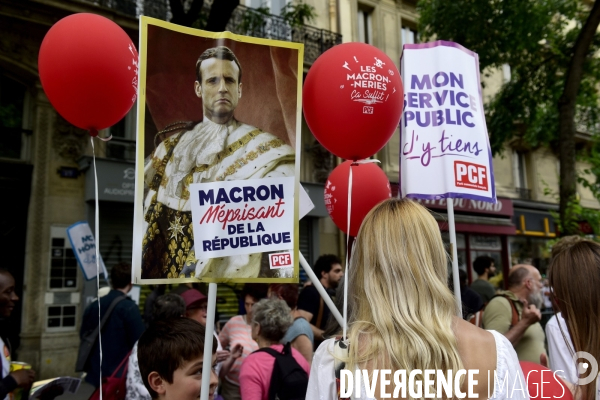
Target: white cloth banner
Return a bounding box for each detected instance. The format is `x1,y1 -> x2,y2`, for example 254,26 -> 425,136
66,221 -> 108,280
400,40 -> 496,203
190,176 -> 295,259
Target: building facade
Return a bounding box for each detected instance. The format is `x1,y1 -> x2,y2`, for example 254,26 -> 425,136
4,0 -> 600,380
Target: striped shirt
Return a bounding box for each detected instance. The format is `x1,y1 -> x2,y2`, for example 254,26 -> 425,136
219,315 -> 259,385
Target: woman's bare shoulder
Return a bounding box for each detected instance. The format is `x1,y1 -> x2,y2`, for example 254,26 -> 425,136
453,317 -> 497,370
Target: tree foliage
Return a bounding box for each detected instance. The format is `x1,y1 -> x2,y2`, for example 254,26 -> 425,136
419,0 -> 600,235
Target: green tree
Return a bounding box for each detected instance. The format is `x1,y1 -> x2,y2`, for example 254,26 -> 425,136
419,0 -> 600,235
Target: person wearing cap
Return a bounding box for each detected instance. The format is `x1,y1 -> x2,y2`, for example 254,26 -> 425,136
181,289 -> 230,379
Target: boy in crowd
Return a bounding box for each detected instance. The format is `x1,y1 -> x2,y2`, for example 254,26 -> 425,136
137,318 -> 218,400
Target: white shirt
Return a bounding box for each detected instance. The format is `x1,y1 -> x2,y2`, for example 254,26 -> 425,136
307,330 -> 529,400
545,313 -> 577,384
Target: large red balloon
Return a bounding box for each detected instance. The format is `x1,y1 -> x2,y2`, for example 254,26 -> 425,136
324,161 -> 391,236
303,42 -> 404,161
39,13 -> 138,132
519,362 -> 573,400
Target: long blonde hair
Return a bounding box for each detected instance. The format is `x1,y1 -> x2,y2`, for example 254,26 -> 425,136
346,198 -> 463,381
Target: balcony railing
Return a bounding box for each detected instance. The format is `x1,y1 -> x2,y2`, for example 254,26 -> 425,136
226,5 -> 342,64
81,0 -> 341,64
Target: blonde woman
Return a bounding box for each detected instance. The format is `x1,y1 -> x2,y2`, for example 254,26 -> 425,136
307,198 -> 528,400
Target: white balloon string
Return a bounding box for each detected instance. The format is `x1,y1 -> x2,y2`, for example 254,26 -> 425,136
343,164 -> 353,341
354,159 -> 380,165
91,137 -> 103,400
98,134 -> 112,142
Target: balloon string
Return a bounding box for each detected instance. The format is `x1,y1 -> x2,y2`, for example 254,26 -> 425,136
342,158 -> 378,342
343,165 -> 353,342
89,128 -> 112,142
91,137 -> 103,400
98,134 -> 113,142
354,159 -> 380,165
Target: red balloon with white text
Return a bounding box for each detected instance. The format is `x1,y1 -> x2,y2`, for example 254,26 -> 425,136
303,42 -> 404,161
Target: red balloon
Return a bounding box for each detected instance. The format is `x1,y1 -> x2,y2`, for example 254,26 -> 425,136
38,13 -> 138,132
303,42 -> 404,161
324,161 -> 391,236
519,362 -> 573,400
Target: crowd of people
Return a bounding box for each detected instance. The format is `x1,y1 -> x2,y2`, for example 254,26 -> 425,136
70,252 -> 343,400
1,198 -> 599,400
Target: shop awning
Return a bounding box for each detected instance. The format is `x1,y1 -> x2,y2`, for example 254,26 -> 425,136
433,213 -> 517,235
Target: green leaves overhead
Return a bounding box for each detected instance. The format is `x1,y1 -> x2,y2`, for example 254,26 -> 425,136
419,0 -> 600,154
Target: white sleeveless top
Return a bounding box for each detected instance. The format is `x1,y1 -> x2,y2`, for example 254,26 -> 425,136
306,330 -> 529,400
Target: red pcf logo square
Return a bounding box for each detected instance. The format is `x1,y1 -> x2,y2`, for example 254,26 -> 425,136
269,252 -> 293,269
454,161 -> 489,191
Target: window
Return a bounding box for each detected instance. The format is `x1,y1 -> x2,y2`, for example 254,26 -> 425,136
47,305 -> 77,329
49,227 -> 79,290
246,0 -> 289,15
513,151 -> 530,199
502,64 -> 512,84
270,0 -> 287,15
106,103 -> 137,161
357,6 -> 373,44
401,24 -> 418,46
0,73 -> 30,160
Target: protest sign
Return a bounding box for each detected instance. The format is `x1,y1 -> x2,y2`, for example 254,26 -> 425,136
400,41 -> 496,203
132,17 -> 302,283
66,221 -> 108,280
189,176 -> 294,259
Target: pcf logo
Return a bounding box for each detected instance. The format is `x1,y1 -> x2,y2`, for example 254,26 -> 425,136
269,252 -> 293,269
454,161 -> 488,191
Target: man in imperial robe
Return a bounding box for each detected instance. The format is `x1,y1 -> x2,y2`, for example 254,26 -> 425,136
142,46 -> 295,280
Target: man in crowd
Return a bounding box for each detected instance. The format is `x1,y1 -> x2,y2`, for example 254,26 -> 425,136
470,255 -> 496,304
297,255 -> 343,346
483,264 -> 546,363
142,45 -> 295,280
456,269 -> 483,320
0,269 -> 35,398
80,262 -> 145,388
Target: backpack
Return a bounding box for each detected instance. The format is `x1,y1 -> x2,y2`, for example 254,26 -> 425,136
255,342 -> 309,400
468,294 -> 520,328
90,351 -> 131,400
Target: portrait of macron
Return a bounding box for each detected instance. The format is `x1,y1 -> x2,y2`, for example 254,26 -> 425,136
138,26 -> 300,282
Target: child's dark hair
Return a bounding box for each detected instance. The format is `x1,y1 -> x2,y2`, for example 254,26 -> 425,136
138,318 -> 217,398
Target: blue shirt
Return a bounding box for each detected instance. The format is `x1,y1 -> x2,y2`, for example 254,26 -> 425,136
281,317 -> 314,346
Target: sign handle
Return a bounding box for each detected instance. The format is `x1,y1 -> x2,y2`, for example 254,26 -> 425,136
447,200 -> 463,317
200,283 -> 217,400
